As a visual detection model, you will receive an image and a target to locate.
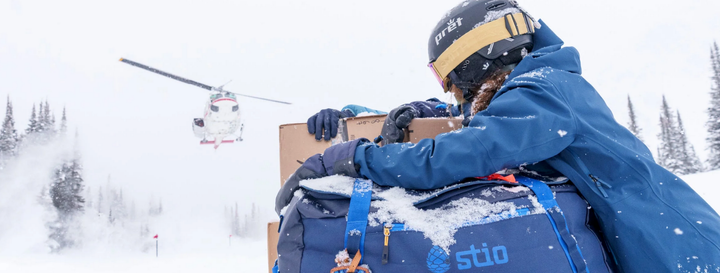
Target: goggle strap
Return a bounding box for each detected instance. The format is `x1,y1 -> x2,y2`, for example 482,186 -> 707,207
430,13 -> 533,82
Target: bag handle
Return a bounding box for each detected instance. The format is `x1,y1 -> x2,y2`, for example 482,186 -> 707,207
343,179 -> 372,264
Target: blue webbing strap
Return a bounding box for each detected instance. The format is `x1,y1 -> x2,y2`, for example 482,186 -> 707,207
516,176 -> 589,273
344,179 -> 373,263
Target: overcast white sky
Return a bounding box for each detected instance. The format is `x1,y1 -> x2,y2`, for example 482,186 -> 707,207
1,0 -> 720,228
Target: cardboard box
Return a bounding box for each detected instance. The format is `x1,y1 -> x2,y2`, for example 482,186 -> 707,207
278,123 -> 335,186
278,115 -> 387,186
267,221 -> 280,273
405,117 -> 464,143
341,114 -> 387,142
279,116 -> 463,185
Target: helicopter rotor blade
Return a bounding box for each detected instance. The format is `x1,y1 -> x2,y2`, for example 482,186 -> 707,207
120,58 -> 292,105
119,58 -> 213,91
230,93 -> 292,105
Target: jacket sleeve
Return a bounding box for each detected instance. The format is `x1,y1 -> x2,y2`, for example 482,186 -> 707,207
341,104 -> 387,116
354,77 -> 577,189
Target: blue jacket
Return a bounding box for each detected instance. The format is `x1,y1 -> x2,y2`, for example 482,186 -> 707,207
340,104 -> 387,117
353,21 -> 720,270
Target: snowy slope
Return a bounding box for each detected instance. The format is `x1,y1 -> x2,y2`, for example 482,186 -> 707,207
1,171 -> 718,273
0,238 -> 267,273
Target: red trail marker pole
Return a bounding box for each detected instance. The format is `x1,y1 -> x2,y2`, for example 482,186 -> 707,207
153,234 -> 159,257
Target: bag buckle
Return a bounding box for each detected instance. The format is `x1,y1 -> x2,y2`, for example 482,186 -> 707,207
330,250 -> 370,273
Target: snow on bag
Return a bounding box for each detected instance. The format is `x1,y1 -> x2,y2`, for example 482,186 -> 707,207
272,175 -> 613,273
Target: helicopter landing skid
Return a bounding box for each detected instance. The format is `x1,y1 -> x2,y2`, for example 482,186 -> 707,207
200,139 -> 235,145
234,123 -> 245,142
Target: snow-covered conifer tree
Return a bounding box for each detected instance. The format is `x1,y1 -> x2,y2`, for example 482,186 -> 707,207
50,114 -> 56,135
44,101 -> 55,136
676,111 -> 703,174
657,96 -> 683,174
24,104 -> 39,141
228,205 -> 234,235
0,96 -> 19,164
33,101 -> 56,143
232,203 -> 240,236
148,196 -> 163,216
48,158 -> 85,251
109,188 -> 127,223
57,158 -> 85,212
97,186 -> 104,214
140,223 -> 149,238
243,214 -> 249,236
626,95 -> 644,141
85,186 -> 93,210
706,42 -> 720,170
60,107 -> 68,135
37,101 -> 46,134
247,203 -> 260,237
129,200 -> 136,221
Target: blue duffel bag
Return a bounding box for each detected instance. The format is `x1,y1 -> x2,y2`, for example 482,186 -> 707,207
273,175 -> 615,273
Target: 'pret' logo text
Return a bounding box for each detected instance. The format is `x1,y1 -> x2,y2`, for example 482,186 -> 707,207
435,18 -> 464,45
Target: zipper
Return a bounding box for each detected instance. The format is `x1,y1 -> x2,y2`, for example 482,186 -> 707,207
381,224 -> 406,264
382,226 -> 390,264
589,174 -> 612,198
567,150 -> 612,198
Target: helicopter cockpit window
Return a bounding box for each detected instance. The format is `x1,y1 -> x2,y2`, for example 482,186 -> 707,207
232,105 -> 239,112
226,93 -> 236,99
194,118 -> 204,127
211,94 -> 222,100
210,105 -> 220,112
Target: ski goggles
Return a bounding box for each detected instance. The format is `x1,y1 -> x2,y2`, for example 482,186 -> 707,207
428,13 -> 533,92
428,63 -> 452,93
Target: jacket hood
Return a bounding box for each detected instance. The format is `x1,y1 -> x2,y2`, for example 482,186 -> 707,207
508,19 -> 582,79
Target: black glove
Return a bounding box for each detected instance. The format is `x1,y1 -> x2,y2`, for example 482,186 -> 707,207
380,105 -> 417,145
307,109 -> 354,141
380,99 -> 457,145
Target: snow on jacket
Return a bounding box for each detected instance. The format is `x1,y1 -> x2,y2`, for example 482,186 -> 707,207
353,20 -> 720,271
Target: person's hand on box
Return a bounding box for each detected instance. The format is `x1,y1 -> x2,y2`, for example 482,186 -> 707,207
380,99 -> 453,145
307,109 -> 355,141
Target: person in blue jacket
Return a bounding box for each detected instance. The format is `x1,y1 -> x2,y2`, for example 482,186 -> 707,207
278,0 -> 720,271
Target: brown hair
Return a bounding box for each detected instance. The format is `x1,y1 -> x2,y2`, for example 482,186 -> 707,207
469,70 -> 511,115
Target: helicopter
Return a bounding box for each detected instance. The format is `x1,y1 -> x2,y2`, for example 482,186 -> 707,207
119,58 -> 291,149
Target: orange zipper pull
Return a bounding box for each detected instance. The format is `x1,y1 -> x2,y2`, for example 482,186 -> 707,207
382,226 -> 390,264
